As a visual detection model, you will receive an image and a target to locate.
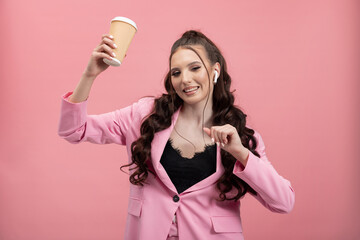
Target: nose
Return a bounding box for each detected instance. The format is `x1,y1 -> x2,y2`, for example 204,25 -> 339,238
181,71 -> 192,84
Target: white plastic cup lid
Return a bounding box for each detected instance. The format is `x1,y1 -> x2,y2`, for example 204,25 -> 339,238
103,57 -> 121,67
111,17 -> 137,31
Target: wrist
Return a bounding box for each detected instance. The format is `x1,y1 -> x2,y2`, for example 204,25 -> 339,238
232,146 -> 249,167
82,70 -> 98,80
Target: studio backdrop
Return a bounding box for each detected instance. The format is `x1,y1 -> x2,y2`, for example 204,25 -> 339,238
0,0 -> 359,239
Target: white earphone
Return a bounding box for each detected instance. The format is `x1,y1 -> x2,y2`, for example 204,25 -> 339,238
213,71 -> 218,84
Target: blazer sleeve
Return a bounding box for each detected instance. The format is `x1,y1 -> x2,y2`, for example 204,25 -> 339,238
57,92 -> 154,145
233,130 -> 295,213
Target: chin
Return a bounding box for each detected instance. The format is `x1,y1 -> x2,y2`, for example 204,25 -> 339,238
182,97 -> 209,106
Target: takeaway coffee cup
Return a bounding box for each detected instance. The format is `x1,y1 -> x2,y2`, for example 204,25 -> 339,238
103,17 -> 137,67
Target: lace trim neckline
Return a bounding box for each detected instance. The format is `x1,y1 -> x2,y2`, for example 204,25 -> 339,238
167,138 -> 216,160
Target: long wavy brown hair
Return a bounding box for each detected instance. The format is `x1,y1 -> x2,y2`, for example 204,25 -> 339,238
121,30 -> 260,201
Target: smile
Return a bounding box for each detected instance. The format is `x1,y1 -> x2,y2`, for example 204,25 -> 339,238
183,86 -> 199,93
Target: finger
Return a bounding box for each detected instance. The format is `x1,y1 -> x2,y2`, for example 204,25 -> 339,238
92,51 -> 114,61
96,44 -> 116,58
211,127 -> 220,146
100,35 -> 117,51
102,34 -> 114,40
221,131 -> 228,145
203,127 -> 211,137
102,37 -> 117,49
204,127 -> 215,144
215,127 -> 226,147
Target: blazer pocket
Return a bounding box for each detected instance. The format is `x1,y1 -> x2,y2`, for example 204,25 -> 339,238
211,216 -> 243,233
128,198 -> 142,217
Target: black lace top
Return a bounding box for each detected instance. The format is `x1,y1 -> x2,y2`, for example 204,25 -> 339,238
160,140 -> 217,194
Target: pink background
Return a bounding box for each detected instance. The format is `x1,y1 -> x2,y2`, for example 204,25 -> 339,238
1,0 -> 359,239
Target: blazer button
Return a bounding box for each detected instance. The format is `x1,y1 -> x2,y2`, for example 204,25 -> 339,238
173,195 -> 180,202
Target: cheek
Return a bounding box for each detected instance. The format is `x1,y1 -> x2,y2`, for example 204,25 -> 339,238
171,78 -> 180,91
200,74 -> 211,88
199,70 -> 210,84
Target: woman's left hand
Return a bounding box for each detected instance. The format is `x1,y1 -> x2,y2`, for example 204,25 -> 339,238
203,125 -> 249,165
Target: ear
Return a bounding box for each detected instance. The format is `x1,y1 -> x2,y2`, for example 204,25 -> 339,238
213,62 -> 221,76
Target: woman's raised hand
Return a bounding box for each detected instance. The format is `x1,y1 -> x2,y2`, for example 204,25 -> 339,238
83,34 -> 117,78
203,125 -> 250,165
67,34 -> 118,103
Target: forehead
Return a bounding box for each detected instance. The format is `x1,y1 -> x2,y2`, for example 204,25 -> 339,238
170,45 -> 208,67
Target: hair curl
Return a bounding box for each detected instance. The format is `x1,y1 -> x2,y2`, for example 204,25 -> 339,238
121,30 -> 260,201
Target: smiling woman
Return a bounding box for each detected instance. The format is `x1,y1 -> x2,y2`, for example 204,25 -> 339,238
58,30 -> 295,240
170,46 -> 218,107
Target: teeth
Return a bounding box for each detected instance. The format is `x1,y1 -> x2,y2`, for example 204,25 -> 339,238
184,87 -> 198,93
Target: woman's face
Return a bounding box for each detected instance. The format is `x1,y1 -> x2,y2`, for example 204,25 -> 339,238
170,45 -> 217,107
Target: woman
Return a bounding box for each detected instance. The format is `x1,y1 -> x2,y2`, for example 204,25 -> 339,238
58,30 -> 295,240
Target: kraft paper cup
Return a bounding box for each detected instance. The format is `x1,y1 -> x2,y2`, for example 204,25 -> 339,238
103,17 -> 137,67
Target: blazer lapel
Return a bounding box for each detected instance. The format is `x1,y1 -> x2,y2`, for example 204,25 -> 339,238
150,108 -> 180,193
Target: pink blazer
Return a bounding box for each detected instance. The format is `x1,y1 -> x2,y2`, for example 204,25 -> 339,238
58,92 -> 295,240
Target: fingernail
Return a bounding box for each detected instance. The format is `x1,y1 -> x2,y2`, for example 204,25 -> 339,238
110,35 -> 114,39
211,138 -> 215,143
112,52 -> 116,57
216,142 -> 220,146
113,43 -> 117,48
221,143 -> 225,147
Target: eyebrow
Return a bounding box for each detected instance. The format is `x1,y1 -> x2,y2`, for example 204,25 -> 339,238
171,61 -> 202,71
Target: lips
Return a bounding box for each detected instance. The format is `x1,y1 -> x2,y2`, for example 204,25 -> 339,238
183,86 -> 199,93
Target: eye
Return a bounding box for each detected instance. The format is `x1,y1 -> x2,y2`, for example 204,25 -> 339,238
191,66 -> 201,71
171,71 -> 180,77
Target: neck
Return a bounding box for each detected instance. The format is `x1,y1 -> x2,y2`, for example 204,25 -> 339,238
180,98 -> 213,127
